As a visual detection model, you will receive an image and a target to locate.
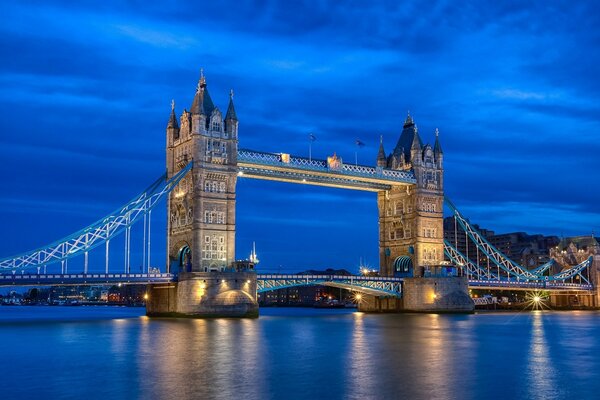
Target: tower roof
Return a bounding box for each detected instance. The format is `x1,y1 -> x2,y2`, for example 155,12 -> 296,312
225,89 -> 237,120
190,69 -> 215,116
434,128 -> 443,154
167,99 -> 178,128
392,112 -> 422,163
404,111 -> 414,127
377,136 -> 386,166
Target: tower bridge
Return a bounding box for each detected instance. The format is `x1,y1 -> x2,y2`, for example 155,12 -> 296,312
0,71 -> 598,316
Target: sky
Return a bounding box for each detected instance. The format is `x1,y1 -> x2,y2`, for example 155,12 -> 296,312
0,0 -> 599,274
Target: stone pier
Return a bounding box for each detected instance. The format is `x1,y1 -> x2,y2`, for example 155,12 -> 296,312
147,272 -> 258,318
359,276 -> 474,313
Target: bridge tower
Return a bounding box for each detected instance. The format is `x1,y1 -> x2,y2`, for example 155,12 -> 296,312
378,113 -> 444,277
147,71 -> 258,318
368,113 -> 473,313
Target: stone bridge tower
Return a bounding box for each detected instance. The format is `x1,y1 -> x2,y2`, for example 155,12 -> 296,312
377,113 -> 444,277
148,71 -> 258,318
166,72 -> 238,273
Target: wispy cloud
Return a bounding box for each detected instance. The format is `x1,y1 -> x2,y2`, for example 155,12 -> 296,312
0,0 -> 599,268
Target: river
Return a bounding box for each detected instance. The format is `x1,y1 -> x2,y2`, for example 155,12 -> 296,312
0,307 -> 598,399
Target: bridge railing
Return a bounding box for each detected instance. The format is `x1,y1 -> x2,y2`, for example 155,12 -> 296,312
238,149 -> 415,183
445,197 -> 594,288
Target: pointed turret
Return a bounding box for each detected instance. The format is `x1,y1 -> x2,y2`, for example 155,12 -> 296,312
167,99 -> 179,129
191,77 -> 205,116
225,89 -> 237,121
410,124 -> 423,166
225,89 -> 239,138
377,135 -> 387,167
167,99 -> 180,143
191,69 -> 216,117
434,128 -> 443,167
404,111 -> 414,127
433,128 -> 443,155
411,125 -> 422,151
392,111 -> 423,167
190,69 -> 216,133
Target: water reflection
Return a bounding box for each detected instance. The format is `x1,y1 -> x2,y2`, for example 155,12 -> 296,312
1,308 -> 600,400
526,312 -> 561,399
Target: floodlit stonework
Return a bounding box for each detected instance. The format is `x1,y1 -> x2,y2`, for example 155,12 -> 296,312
378,115 -> 445,277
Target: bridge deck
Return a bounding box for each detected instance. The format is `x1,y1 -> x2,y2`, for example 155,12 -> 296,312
0,273 -> 592,293
0,273 -> 175,286
237,149 -> 415,191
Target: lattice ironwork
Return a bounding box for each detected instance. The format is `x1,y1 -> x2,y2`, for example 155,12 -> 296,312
444,240 -> 498,280
256,274 -> 403,297
0,163 -> 193,271
238,166 -> 393,191
444,197 -> 594,287
0,273 -> 175,286
238,148 -> 416,186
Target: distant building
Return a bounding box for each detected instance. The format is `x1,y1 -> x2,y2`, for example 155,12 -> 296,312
550,236 -> 600,273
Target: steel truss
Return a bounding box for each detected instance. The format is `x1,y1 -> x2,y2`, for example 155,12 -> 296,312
0,163 -> 193,272
237,148 -> 416,190
0,273 -> 175,287
444,197 -> 593,287
256,274 -> 403,297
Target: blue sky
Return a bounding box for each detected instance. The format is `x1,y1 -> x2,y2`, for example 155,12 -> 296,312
0,1 -> 598,273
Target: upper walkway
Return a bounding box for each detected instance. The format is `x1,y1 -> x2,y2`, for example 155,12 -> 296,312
237,149 -> 415,191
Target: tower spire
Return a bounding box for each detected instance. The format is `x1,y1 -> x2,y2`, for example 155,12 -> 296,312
167,99 -> 178,129
404,111 -> 414,127
377,135 -> 386,167
225,89 -> 237,121
191,68 -> 214,116
434,128 -> 443,155
410,124 -> 422,151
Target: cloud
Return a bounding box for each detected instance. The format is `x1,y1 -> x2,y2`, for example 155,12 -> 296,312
0,0 -> 599,270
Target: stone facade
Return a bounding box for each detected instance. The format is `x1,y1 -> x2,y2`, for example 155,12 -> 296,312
358,276 -> 473,313
378,114 -> 444,277
150,72 -> 258,318
153,74 -> 472,316
166,72 -> 239,273
147,272 -> 258,318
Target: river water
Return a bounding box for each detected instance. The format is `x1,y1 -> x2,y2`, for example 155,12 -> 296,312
0,307 -> 599,400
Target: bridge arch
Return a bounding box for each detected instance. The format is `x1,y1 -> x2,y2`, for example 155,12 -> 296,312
393,256 -> 412,275
176,243 -> 191,273
256,275 -> 403,298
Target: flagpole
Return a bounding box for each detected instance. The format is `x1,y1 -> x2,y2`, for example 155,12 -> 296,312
355,139 -> 364,166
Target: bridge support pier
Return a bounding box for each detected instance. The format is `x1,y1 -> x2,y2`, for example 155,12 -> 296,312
146,272 -> 258,318
359,276 -> 474,313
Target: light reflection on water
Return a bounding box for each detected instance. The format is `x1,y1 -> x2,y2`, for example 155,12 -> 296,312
1,307 -> 600,400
